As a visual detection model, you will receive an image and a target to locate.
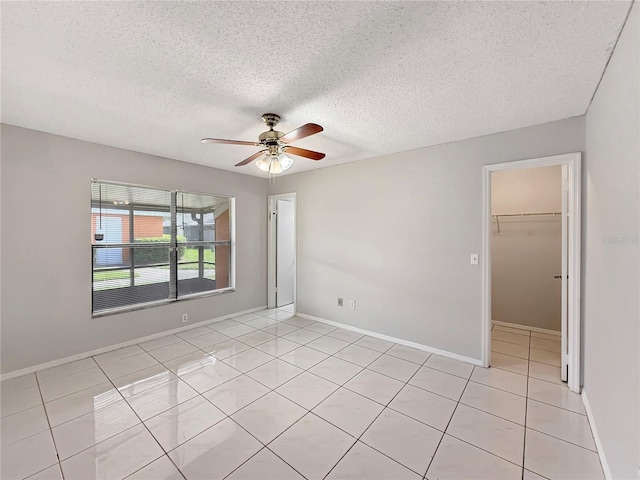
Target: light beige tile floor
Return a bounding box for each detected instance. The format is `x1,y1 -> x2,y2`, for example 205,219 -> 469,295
0,311 -> 604,480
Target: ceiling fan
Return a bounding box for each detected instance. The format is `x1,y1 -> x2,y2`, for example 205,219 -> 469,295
201,113 -> 325,174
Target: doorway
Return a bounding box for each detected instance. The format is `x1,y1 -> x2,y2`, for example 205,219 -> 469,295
482,153 -> 582,392
268,193 -> 296,310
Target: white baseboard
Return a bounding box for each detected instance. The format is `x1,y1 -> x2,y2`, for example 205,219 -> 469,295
581,388 -> 612,480
0,305 -> 267,381
297,313 -> 483,367
492,320 -> 561,336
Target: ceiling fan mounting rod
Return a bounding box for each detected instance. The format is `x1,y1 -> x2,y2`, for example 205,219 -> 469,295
261,113 -> 280,129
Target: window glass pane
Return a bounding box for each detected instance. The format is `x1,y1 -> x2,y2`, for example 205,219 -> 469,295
133,246 -> 172,287
213,244 -> 231,289
133,209 -> 170,243
93,248 -> 131,288
91,208 -> 130,246
177,244 -> 229,297
176,194 -> 230,243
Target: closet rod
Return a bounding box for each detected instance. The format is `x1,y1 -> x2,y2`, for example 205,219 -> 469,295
492,212 -> 562,233
491,212 -> 561,218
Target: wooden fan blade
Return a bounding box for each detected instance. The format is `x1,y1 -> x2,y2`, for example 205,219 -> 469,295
279,123 -> 323,144
284,146 -> 325,161
235,150 -> 267,167
201,138 -> 261,146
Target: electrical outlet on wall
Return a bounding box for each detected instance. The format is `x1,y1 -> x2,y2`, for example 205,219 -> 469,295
337,298 -> 344,307
182,314 -> 188,323
349,300 -> 356,310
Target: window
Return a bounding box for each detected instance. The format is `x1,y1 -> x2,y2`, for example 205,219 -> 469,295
91,180 -> 234,315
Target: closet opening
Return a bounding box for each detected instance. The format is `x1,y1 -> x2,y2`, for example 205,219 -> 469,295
482,153 -> 582,393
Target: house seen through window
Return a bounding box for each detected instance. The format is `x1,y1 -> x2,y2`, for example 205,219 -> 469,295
91,180 -> 234,315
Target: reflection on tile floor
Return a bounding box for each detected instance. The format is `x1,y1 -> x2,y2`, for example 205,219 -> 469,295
0,310 -> 604,479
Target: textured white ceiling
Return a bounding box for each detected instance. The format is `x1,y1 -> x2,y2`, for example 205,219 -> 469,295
1,1 -> 631,177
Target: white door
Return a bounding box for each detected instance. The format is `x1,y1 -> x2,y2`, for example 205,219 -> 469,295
276,199 -> 295,307
560,165 -> 569,382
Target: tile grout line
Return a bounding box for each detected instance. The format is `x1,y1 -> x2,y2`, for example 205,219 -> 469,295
132,320 -> 299,473
31,372 -> 66,480
357,352 -> 439,478
492,343 -> 562,365
523,424 -> 600,454
31,358 -> 101,391
425,370 -> 536,476
178,314 -> 371,480
320,350 -> 435,480
215,325 -> 372,478
423,363 -> 475,479
81,326 -> 274,475
219,318 -> 426,478
89,357 -> 187,480
158,369 -> 304,480
521,331 -> 532,480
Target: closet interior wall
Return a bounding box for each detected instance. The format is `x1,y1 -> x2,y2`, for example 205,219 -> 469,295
491,166 -> 563,332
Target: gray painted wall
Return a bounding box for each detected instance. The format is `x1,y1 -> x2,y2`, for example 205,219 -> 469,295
0,125 -> 268,373
584,3 -> 639,478
271,117 -> 585,361
491,166 -> 562,331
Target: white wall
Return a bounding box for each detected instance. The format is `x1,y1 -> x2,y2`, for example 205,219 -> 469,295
0,124 -> 268,373
491,166 -> 562,331
491,166 -> 562,215
583,3 -> 639,478
271,117 -> 584,361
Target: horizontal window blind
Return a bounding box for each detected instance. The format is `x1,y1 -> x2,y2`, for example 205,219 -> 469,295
91,180 -> 234,315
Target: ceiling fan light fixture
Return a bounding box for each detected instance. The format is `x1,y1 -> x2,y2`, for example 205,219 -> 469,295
255,155 -> 271,173
256,153 -> 293,174
278,153 -> 294,171
270,158 -> 284,174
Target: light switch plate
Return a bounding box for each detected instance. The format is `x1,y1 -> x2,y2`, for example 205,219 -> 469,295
470,254 -> 479,265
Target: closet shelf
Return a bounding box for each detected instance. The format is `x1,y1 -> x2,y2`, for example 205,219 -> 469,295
492,212 -> 562,233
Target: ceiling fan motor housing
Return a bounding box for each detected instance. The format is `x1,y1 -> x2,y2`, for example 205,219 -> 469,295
259,127 -> 284,149
260,113 -> 284,150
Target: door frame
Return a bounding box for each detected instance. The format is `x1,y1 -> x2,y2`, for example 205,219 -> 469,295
267,192 -> 297,310
481,152 -> 582,392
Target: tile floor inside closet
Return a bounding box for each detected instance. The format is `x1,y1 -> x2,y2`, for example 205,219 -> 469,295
0,307 -> 604,479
